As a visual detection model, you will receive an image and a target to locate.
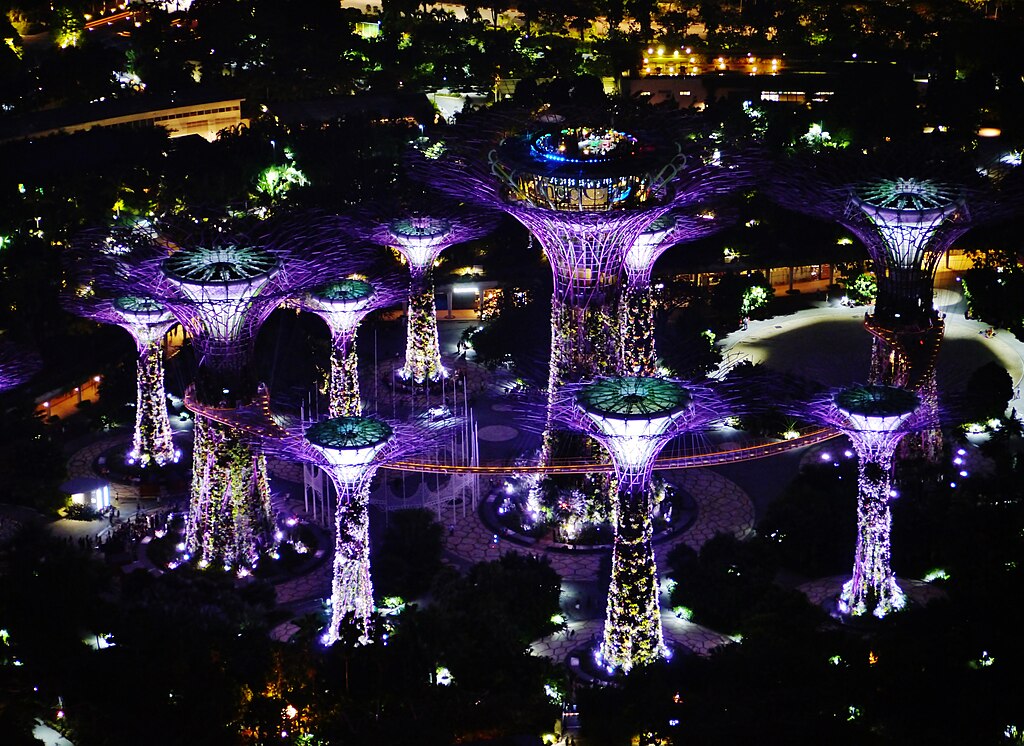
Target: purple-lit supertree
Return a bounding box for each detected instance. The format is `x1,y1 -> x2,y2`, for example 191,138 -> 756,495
800,384 -> 930,618
72,215 -> 362,566
300,273 -> 404,416
410,110 -> 749,459
359,208 -> 495,384
771,151 -> 1015,390
63,293 -> 178,467
620,209 -> 725,375
551,376 -> 735,672
263,413 -> 457,642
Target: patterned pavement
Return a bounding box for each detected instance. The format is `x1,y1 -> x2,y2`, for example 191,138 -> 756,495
797,575 -> 947,609
65,434 -> 144,504
445,467 -> 756,581
530,614 -> 736,663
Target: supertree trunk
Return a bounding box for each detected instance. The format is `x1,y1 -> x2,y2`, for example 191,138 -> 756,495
541,298 -> 620,462
186,415 -> 273,567
840,458 -> 906,618
131,338 -> 176,466
325,478 -> 375,644
402,270 -> 444,384
619,283 -> 657,376
329,334 -> 361,417
601,475 -> 666,671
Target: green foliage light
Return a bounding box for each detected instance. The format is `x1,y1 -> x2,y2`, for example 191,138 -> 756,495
255,163 -> 310,202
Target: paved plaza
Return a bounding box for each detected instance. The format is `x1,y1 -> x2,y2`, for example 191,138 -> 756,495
442,467 -> 756,581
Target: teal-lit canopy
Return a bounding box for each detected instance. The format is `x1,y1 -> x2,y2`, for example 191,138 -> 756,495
834,385 -> 919,418
163,246 -> 278,284
115,295 -> 165,313
305,416 -> 393,450
578,376 -> 690,419
312,279 -> 374,302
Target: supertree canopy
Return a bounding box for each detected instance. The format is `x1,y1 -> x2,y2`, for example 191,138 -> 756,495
71,214 -> 367,567
263,413 -> 458,643
301,275 -> 403,417
63,293 -> 178,467
801,384 -> 928,618
620,209 -> 725,375
553,375 -> 734,673
359,207 -> 495,385
0,336 -> 41,392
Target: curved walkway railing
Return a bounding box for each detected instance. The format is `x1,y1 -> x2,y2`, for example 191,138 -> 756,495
384,426 -> 841,475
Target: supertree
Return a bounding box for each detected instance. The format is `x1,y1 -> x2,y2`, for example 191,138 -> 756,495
357,206 -> 496,385
551,375 -> 737,672
63,293 -> 178,467
799,384 -> 931,618
71,214 -> 365,566
299,273 -> 404,417
409,108 -> 750,458
0,336 -> 41,392
770,149 -> 1016,389
263,413 -> 458,643
620,209 -> 726,375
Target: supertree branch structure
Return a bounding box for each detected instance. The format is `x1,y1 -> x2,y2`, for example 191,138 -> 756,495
262,413 -> 458,643
71,214 -> 370,567
0,336 -> 41,392
769,150 -> 1017,390
63,294 -> 177,467
361,209 -> 496,384
620,209 -> 726,375
799,384 -> 933,618
300,273 -> 404,417
551,376 -> 736,673
409,111 -> 752,404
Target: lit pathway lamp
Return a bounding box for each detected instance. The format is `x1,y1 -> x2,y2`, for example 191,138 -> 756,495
64,294 -> 178,467
266,413 -> 459,643
555,376 -> 730,672
805,384 -> 926,618
301,276 -> 402,417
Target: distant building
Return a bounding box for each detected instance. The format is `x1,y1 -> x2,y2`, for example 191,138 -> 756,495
0,91 -> 246,143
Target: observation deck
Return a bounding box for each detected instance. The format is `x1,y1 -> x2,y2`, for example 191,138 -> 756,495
491,126 -> 679,211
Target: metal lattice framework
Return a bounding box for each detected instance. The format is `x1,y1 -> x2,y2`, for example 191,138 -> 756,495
409,108 -> 754,468
70,213 -> 375,567
551,376 -> 738,673
353,204 -> 497,384
62,293 -> 178,467
300,272 -> 405,417
0,336 -> 41,392
769,147 -> 1018,389
799,384 -> 932,618
262,413 -> 459,644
